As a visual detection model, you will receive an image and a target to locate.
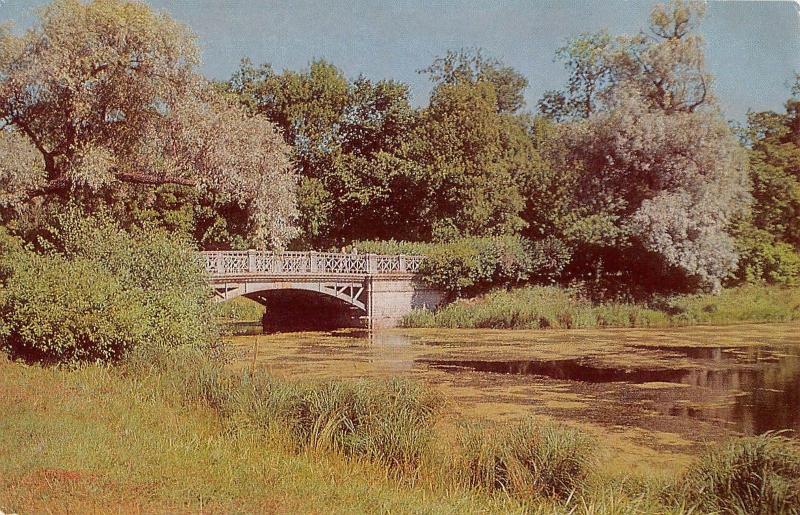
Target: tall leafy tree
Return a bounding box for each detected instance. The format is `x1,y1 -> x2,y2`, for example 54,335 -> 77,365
744,87 -> 800,248
420,47 -> 528,114
397,81 -> 532,240
227,59 -> 416,245
729,78 -> 800,286
0,0 -> 297,248
537,0 -> 749,292
539,0 -> 712,120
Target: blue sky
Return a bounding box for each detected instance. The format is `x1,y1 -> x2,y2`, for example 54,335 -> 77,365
2,0 -> 799,121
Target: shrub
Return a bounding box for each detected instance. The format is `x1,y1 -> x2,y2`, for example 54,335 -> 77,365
356,236 -> 570,296
681,433 -> 800,514
0,211 -> 216,363
0,254 -> 148,363
458,417 -> 596,499
40,209 -> 217,350
735,228 -> 800,286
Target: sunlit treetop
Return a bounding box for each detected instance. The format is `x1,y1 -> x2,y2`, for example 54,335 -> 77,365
0,0 -> 298,248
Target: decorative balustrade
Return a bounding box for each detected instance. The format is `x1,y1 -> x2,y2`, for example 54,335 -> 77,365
202,251 -> 424,277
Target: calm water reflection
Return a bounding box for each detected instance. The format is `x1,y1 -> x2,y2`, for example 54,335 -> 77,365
421,345 -> 800,435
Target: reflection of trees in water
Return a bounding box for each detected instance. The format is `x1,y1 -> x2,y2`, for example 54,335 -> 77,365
421,346 -> 800,435
673,354 -> 800,435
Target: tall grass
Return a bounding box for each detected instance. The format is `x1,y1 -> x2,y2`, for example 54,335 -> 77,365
125,345 -> 442,477
402,285 -> 800,329
666,285 -> 800,326
231,374 -> 442,475
4,349 -> 800,512
0,353 -> 510,513
402,286 -> 668,329
679,432 -> 800,514
457,417 -> 596,500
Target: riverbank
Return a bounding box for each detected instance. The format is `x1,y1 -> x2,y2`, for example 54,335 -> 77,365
401,285 -> 800,329
0,354 -> 513,513
2,347 -> 799,513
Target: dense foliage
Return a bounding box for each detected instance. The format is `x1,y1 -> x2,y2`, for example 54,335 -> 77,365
735,86 -> 800,286
0,0 -> 297,248
357,236 -> 569,296
0,212 -> 215,363
222,0 -> 766,295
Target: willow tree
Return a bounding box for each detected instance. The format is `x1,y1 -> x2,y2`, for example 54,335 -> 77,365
0,0 -> 297,247
538,0 -> 750,292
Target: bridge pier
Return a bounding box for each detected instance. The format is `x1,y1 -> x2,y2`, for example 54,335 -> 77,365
367,278 -> 446,328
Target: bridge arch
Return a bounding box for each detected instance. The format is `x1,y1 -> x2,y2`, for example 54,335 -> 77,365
213,280 -> 368,312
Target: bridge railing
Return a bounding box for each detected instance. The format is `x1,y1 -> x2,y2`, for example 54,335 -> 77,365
202,251 -> 424,277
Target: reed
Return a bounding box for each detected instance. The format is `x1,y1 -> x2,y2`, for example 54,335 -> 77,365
402,285 -> 800,329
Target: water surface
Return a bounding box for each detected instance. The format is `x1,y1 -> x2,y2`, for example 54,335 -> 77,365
227,322 -> 800,462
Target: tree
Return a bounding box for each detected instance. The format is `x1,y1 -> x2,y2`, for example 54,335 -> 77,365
538,0 -> 749,292
538,32 -> 615,120
539,0 -> 712,120
397,81 -> 531,240
744,89 -> 800,248
0,0 -> 297,248
227,59 -> 417,245
420,48 -> 528,113
729,76 -> 800,285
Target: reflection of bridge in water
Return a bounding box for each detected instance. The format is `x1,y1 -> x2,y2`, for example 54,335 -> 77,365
203,251 -> 445,328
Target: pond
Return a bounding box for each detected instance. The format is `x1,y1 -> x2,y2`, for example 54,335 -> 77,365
226,322 -> 800,468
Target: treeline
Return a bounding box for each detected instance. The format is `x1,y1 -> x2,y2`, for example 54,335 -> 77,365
215,1 -> 799,295
224,1 -> 795,295
0,0 -> 798,302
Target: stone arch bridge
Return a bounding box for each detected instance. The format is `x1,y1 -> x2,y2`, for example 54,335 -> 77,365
203,251 -> 445,328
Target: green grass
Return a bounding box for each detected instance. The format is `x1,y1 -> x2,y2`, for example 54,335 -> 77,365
679,432 -> 800,514
457,418 -> 596,499
3,349 -> 799,513
402,285 -> 800,329
214,296 -> 264,321
0,353 -> 516,513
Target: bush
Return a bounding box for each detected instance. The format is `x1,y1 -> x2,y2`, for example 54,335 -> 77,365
356,236 -> 570,296
736,230 -> 800,286
681,433 -> 800,514
0,253 -> 149,363
458,417 -> 596,499
0,211 -> 216,363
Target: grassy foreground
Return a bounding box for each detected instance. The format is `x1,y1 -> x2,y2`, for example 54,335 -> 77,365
0,353 -> 519,513
402,285 -> 800,329
3,350 -> 800,514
